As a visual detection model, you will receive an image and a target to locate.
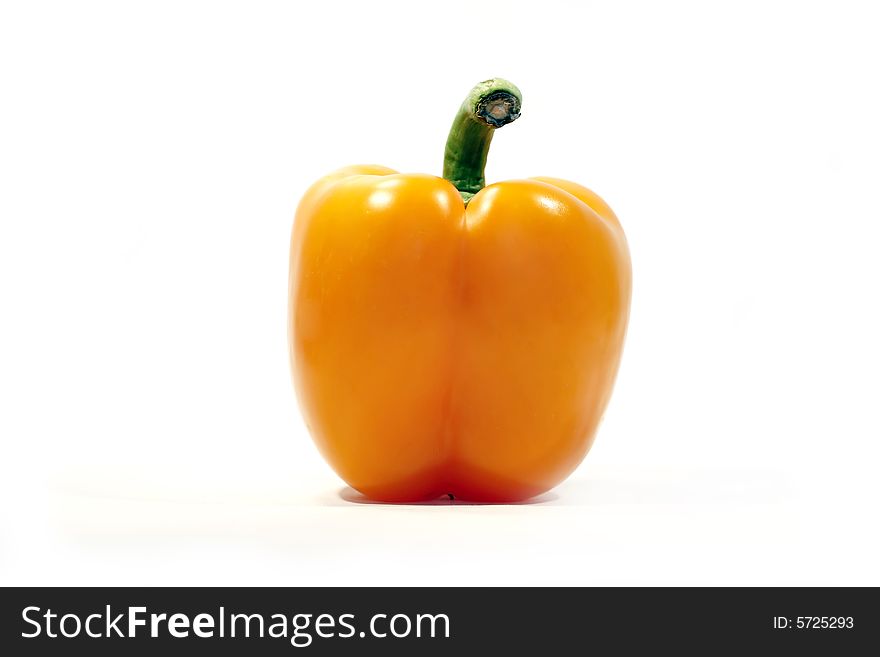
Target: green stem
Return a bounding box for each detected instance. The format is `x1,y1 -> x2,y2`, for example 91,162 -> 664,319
443,78 -> 522,203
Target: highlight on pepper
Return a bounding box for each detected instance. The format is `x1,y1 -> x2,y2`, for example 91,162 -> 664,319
288,78 -> 631,502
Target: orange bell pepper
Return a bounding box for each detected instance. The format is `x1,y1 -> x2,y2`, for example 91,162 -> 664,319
289,79 -> 631,502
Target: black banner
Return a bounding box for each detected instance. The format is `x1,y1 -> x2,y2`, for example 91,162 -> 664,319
0,587 -> 874,654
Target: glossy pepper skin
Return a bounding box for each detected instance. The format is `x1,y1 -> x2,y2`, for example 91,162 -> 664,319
289,80 -> 631,502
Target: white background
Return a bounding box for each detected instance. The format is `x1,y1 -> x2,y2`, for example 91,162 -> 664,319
2,0 -> 879,586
